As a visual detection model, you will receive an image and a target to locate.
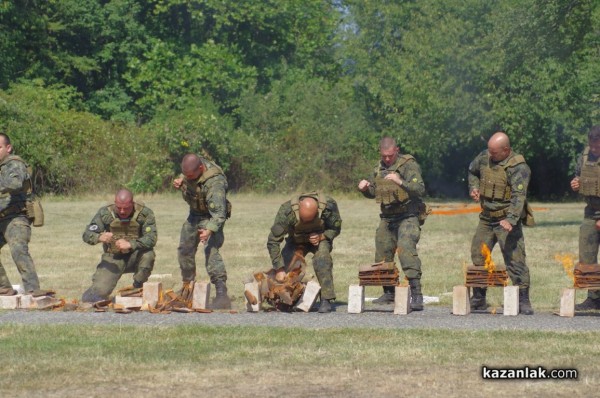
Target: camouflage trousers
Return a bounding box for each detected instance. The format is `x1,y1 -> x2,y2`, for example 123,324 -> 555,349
0,215 -> 40,292
578,218 -> 600,300
282,239 -> 335,300
81,249 -> 155,302
178,215 -> 227,284
375,215 -> 422,287
471,219 -> 530,288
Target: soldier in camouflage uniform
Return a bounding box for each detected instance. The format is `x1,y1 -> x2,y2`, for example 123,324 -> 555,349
268,192 -> 342,313
358,137 -> 426,311
0,133 -> 47,296
81,189 -> 157,302
172,154 -> 231,309
468,131 -> 533,315
571,125 -> 600,310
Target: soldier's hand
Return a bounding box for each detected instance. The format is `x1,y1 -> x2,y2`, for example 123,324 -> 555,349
172,178 -> 183,189
470,188 -> 480,202
358,179 -> 370,191
98,232 -> 114,244
499,219 -> 513,232
384,173 -> 402,186
570,177 -> 580,192
115,239 -> 132,252
275,269 -> 286,283
198,228 -> 212,244
595,220 -> 600,231
309,233 -> 322,246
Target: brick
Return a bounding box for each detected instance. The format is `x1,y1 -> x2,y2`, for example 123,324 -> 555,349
142,282 -> 162,310
295,280 -> 321,312
192,281 -> 211,310
347,285 -> 365,314
244,281 -> 261,312
559,288 -> 575,317
394,286 -> 412,315
503,286 -> 519,316
452,285 -> 470,315
0,295 -> 20,309
114,295 -> 143,309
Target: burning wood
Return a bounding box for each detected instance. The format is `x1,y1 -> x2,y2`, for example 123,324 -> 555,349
358,261 -> 400,286
465,244 -> 509,287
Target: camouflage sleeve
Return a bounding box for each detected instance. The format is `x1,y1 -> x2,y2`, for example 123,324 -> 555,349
82,207 -> 109,245
322,197 -> 342,241
0,160 -> 27,193
400,160 -> 425,198
266,202 -> 292,269
130,207 -> 157,251
204,175 -> 228,232
506,162 -> 531,225
360,168 -> 377,199
468,151 -> 486,192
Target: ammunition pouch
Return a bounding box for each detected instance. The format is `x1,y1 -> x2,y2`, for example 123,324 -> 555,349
418,202 -> 432,226
26,197 -> 44,227
520,201 -> 535,227
481,208 -> 508,219
0,205 -> 26,220
380,203 -> 408,216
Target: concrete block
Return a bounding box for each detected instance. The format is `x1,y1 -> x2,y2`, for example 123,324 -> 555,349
394,286 -> 412,315
559,288 -> 575,317
0,295 -> 20,309
32,295 -> 61,310
19,294 -> 34,309
142,282 -> 162,310
503,286 -> 519,316
452,285 -> 470,315
347,285 -> 365,314
192,281 -> 211,310
295,280 -> 321,312
115,295 -> 143,309
244,281 -> 261,312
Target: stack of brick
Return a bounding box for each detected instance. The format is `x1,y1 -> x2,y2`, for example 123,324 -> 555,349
358,261 -> 399,286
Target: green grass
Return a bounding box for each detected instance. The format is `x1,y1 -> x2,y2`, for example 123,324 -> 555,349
0,194 -> 596,396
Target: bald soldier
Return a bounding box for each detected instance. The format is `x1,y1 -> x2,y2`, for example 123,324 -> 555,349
267,192 -> 342,313
468,131 -> 533,315
358,137 -> 426,310
173,153 -> 232,309
81,189 -> 157,302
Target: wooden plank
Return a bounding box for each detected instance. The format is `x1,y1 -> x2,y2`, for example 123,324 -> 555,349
393,286 -> 411,315
347,285 -> 365,314
503,286 -> 519,316
452,285 -> 470,315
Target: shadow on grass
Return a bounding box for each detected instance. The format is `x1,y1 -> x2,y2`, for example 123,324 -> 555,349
533,220 -> 581,227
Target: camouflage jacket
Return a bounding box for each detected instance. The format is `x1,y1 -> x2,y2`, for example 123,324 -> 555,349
180,158 -> 229,233
0,155 -> 30,217
82,203 -> 157,252
361,155 -> 425,215
574,150 -> 600,219
468,150 -> 530,225
267,195 -> 342,270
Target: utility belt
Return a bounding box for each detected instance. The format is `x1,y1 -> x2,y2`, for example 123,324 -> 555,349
481,208 -> 508,219
380,202 -> 409,217
0,205 -> 26,219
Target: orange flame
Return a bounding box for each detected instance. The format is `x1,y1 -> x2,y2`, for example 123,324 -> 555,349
481,243 -> 495,272
554,253 -> 576,286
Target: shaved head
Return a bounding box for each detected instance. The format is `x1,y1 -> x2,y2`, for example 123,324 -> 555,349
298,197 -> 318,223
114,188 -> 134,219
487,131 -> 511,162
379,136 -> 397,151
379,136 -> 400,167
181,153 -> 205,180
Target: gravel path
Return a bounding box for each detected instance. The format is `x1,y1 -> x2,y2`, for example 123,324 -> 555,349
1,304 -> 599,331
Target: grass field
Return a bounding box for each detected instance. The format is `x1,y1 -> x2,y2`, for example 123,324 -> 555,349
0,193 -> 598,397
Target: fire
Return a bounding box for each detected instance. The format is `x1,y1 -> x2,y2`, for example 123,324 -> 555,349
554,252 -> 576,286
481,243 -> 495,272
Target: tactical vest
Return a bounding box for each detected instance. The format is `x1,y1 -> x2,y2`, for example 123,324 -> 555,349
0,155 -> 33,219
106,203 -> 143,254
579,147 -> 600,197
181,159 -> 225,215
374,155 -> 413,205
289,192 -> 326,244
480,154 -> 525,201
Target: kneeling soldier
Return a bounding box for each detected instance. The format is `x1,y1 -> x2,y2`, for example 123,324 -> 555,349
81,189 -> 157,302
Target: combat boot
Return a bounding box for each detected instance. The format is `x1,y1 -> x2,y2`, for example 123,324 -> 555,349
211,280 -> 232,310
470,287 -> 488,311
372,286 -> 395,304
518,287 -> 534,315
575,297 -> 600,311
409,279 -> 424,311
0,287 -> 16,296
318,299 -> 333,313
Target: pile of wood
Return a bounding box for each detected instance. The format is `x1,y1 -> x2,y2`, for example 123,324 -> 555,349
250,254 -> 308,310
574,263 -> 600,289
358,261 -> 399,286
465,265 -> 508,287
